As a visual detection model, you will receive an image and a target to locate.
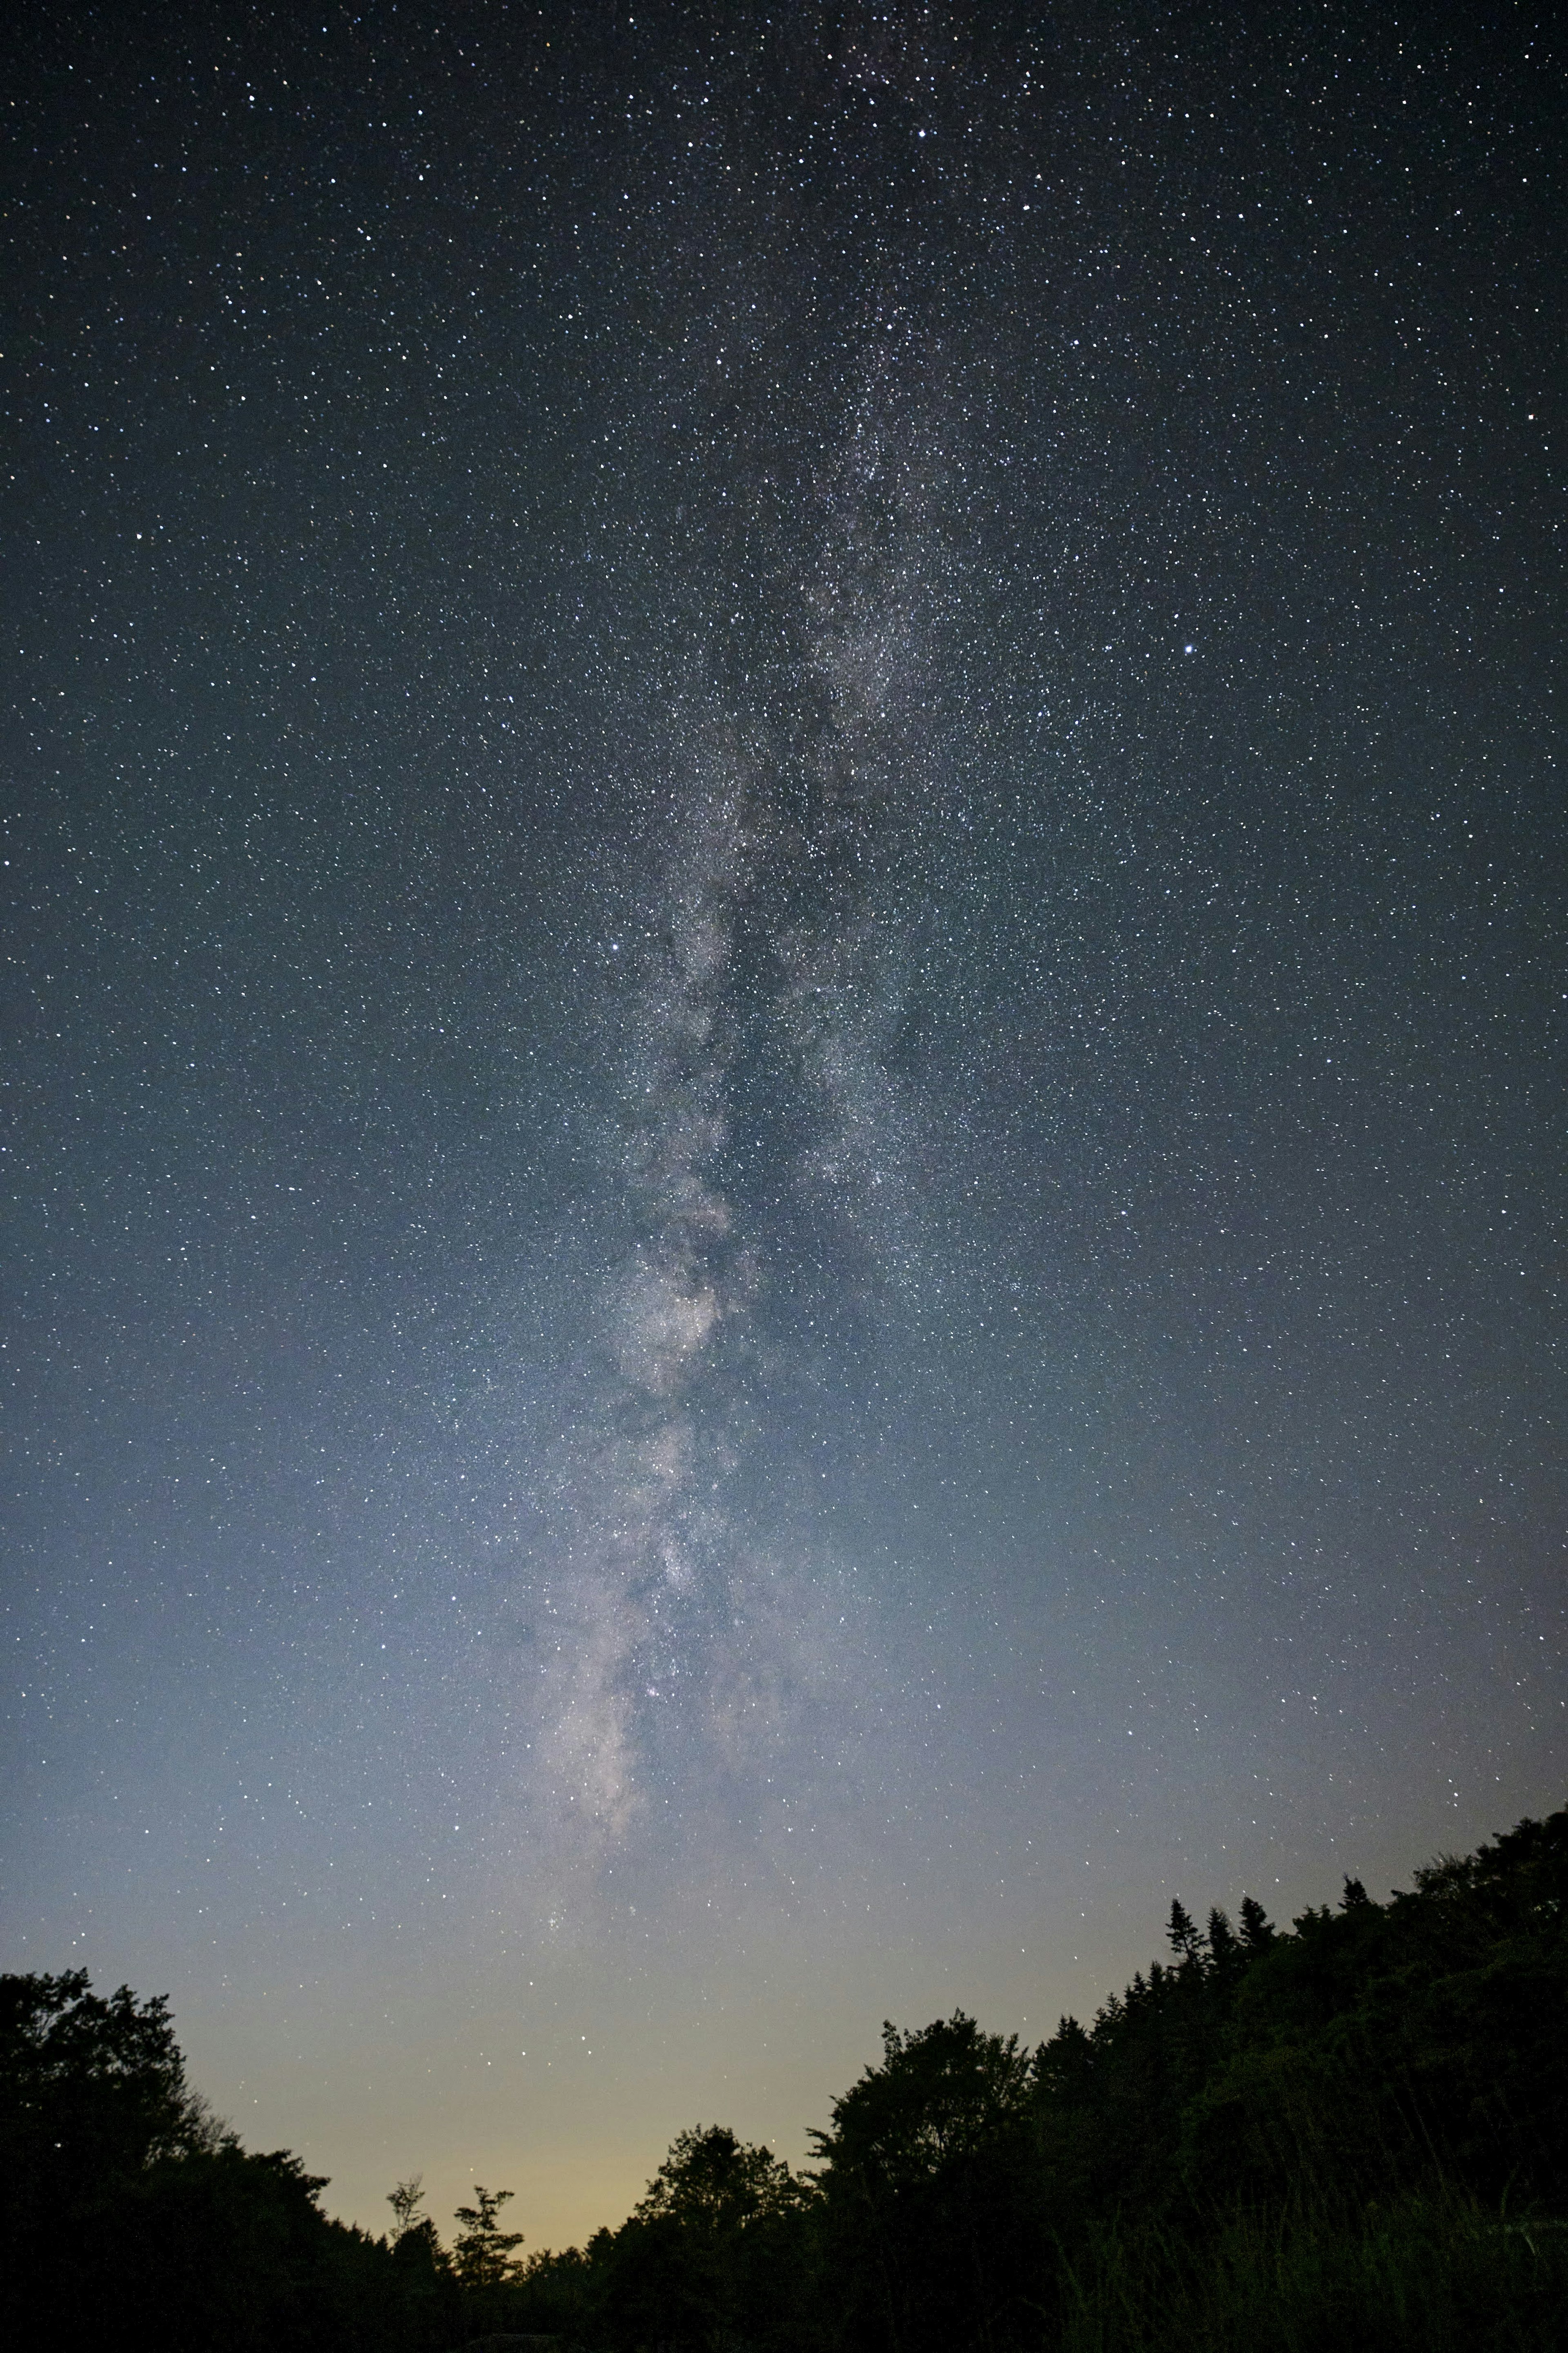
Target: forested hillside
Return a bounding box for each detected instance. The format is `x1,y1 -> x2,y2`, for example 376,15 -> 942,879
5,1806 -> 1566,2351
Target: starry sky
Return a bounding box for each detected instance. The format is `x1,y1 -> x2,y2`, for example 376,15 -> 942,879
4,0 -> 1564,2257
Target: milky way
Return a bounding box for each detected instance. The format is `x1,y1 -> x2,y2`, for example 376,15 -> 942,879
512,314 -> 969,1861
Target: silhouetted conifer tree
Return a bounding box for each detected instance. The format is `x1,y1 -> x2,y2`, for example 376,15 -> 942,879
1238,1893 -> 1275,1951
1206,1906 -> 1240,1970
1166,1898 -> 1204,1965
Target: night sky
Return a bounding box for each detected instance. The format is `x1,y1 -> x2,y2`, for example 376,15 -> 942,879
5,0 -> 1564,2257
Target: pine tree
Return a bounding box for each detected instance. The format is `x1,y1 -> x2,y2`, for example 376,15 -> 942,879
1206,1907 -> 1239,1969
1166,1898 -> 1204,1966
1238,1894 -> 1275,1952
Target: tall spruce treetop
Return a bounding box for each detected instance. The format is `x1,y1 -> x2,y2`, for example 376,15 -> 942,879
1166,1900 -> 1205,1966
1238,1895 -> 1276,1952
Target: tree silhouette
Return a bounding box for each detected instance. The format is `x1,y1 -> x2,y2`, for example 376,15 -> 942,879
601,2123 -> 811,2353
1166,1898 -> 1204,1965
386,2174 -> 426,2241
635,2121 -> 800,2228
810,2013 -> 1038,2353
1238,1892 -> 1275,1952
452,2184 -> 523,2291
8,1806 -> 1568,2353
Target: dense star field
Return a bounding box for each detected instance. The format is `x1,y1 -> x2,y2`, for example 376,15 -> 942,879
4,0 -> 1564,2253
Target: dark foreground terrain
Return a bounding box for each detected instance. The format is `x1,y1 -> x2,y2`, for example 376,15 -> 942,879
5,1806 -> 1566,2351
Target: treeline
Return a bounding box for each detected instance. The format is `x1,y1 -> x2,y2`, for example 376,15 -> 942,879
4,1808 -> 1566,2351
